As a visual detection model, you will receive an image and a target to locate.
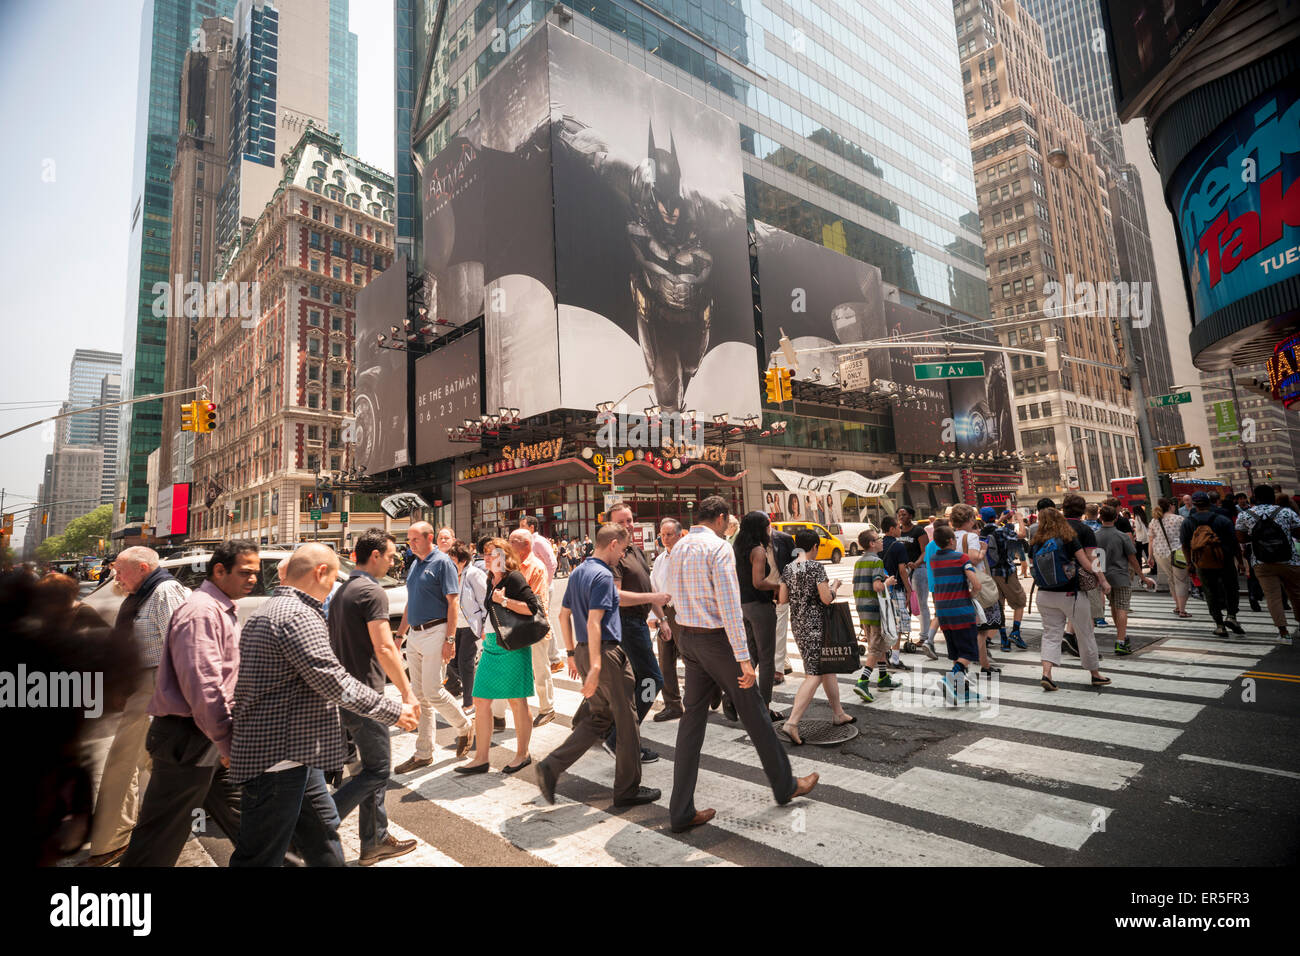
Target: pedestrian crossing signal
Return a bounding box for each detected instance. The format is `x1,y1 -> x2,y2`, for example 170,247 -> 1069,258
180,401 -> 197,432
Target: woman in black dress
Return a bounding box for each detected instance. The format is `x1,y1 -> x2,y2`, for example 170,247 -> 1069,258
779,529 -> 854,744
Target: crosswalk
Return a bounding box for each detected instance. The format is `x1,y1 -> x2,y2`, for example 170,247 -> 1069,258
70,564 -> 1289,867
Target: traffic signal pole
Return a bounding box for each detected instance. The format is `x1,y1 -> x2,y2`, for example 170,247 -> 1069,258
0,385 -> 208,442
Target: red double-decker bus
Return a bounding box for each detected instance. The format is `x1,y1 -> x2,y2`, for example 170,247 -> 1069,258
1110,476 -> 1232,511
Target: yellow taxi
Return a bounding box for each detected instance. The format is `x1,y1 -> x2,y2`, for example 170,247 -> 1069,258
770,521 -> 847,564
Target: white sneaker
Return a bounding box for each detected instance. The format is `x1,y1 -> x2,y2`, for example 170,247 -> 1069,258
889,649 -> 902,667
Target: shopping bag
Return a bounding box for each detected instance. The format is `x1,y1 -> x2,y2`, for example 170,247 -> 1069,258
880,585 -> 899,646
909,586 -> 920,617
820,602 -> 862,674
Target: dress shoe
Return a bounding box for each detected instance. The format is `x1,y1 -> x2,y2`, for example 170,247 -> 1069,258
671,808 -> 716,833
393,755 -> 432,774
613,785 -> 661,807
453,762 -> 489,775
79,845 -> 127,867
493,716 -> 507,730
652,706 -> 683,722
791,772 -> 819,799
722,697 -> 738,722
454,732 -> 475,759
1250,599 -> 1262,613
359,835 -> 417,866
532,710 -> 556,728
536,759 -> 558,804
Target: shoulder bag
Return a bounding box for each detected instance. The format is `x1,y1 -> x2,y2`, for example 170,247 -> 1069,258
486,575 -> 551,651
960,530 -> 998,606
819,602 -> 862,674
1157,516 -> 1187,570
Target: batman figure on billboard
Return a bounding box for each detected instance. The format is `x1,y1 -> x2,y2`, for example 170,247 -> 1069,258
556,116 -> 744,412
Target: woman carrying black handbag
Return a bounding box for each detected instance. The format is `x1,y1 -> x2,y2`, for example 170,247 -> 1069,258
456,538 -> 546,776
778,529 -> 857,744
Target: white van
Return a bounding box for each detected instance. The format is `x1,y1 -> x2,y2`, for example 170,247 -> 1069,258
832,521 -> 883,555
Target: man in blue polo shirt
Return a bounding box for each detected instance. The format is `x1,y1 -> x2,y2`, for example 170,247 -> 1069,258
394,521 -> 471,774
535,523 -> 660,808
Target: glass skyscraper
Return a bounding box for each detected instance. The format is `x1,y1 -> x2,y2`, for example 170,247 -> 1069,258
329,0 -> 359,154
120,0 -> 237,528
406,0 -> 986,318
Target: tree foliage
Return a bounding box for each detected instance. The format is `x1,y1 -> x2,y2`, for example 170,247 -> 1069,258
34,505 -> 112,560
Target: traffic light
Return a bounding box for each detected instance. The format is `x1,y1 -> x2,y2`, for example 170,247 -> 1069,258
777,367 -> 793,402
180,401 -> 197,432
596,462 -> 612,484
764,368 -> 781,403
1,513 -> 12,536
198,401 -> 217,432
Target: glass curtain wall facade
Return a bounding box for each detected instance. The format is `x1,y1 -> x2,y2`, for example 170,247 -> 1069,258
120,0 -> 237,528
328,0 -> 359,154
408,0 -> 986,319
394,0 -> 418,260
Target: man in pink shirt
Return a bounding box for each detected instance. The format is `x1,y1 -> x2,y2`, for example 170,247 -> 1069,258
120,541 -> 261,867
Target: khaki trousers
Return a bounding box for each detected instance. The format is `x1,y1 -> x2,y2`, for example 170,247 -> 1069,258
89,667 -> 157,855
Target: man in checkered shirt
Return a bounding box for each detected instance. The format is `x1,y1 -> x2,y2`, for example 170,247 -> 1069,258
229,544 -> 418,867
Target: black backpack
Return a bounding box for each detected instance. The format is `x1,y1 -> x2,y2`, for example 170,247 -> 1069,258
1251,507 -> 1294,564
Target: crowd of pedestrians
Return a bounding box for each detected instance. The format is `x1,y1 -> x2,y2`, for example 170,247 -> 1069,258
12,480 -> 1296,867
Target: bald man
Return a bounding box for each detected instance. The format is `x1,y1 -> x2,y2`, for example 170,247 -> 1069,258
394,522 -> 471,773
229,545 -> 418,867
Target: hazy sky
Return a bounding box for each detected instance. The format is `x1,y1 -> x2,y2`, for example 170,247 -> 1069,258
0,0 -> 394,541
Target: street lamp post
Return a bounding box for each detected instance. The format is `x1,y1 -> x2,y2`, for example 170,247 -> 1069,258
1047,146 -> 1164,507
596,382 -> 655,506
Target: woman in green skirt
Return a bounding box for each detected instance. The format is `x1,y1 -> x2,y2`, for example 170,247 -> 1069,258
455,538 -> 544,775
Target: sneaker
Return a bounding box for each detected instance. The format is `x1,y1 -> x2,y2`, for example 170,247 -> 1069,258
939,673 -> 960,705
1062,633 -> 1080,657
889,649 -> 902,667
1000,637 -> 1012,651
853,678 -> 876,703
532,710 -> 556,728
1010,630 -> 1028,650
1094,618 -> 1108,629
1114,640 -> 1133,656
876,671 -> 904,690
640,747 -> 660,764
919,642 -> 939,661
359,835 -> 418,866
1225,617 -> 1245,635
1212,624 -> 1228,638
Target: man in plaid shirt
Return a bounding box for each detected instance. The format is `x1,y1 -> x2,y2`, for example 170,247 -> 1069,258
660,496 -> 818,835
229,544 -> 418,867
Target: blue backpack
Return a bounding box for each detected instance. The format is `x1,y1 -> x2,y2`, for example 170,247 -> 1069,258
1030,536 -> 1077,588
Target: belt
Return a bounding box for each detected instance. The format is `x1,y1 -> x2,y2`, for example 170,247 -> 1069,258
411,617 -> 447,631
681,625 -> 726,635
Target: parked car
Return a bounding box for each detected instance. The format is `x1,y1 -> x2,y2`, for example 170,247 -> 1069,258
832,521 -> 883,556
82,549 -> 407,627
770,521 -> 847,564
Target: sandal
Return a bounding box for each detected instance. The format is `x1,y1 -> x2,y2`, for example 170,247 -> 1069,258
782,723 -> 803,746
1091,675 -> 1112,686
1040,675 -> 1059,692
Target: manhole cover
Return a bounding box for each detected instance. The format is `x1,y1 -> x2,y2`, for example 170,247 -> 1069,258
776,718 -> 858,746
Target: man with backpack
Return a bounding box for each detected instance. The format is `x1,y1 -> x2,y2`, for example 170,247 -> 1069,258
1181,491 -> 1246,637
982,506 -> 1028,651
1235,485 -> 1300,644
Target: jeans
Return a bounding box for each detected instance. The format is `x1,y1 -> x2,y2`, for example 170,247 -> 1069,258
331,711 -> 391,852
607,616 -> 663,749
454,627 -> 478,708
910,565 -> 933,640
230,766 -> 344,867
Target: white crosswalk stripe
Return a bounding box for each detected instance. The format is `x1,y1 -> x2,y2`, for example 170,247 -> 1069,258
98,563 -> 1281,867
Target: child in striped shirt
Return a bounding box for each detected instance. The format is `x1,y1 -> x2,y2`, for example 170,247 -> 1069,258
852,530 -> 901,702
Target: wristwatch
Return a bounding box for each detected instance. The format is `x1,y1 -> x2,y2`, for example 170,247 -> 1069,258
566,649 -> 576,657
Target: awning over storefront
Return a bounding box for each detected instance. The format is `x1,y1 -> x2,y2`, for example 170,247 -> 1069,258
770,468 -> 904,499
